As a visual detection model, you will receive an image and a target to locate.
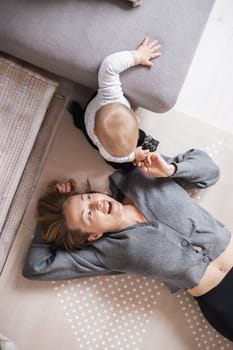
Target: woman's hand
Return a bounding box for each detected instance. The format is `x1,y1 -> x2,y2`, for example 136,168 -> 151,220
55,178 -> 77,193
131,36 -> 161,68
137,152 -> 176,178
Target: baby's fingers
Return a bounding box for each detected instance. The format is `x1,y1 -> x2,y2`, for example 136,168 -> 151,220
143,149 -> 150,155
142,36 -> 149,46
148,40 -> 159,49
153,44 -> 161,52
151,52 -> 162,58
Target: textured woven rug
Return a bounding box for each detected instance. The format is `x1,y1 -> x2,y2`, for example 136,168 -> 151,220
0,57 -> 60,272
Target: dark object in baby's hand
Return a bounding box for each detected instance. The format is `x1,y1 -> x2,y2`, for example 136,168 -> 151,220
142,135 -> 159,152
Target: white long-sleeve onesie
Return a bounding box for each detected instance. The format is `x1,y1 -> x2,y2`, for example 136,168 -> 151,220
84,51 -> 136,163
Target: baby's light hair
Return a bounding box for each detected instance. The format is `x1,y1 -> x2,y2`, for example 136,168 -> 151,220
95,103 -> 139,157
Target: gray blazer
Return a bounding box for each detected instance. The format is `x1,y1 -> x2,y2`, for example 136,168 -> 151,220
23,149 -> 231,293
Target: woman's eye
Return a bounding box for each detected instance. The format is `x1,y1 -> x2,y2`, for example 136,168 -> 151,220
88,210 -> 92,220
87,194 -> 91,200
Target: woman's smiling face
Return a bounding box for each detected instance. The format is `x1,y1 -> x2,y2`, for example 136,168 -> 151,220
63,193 -> 124,240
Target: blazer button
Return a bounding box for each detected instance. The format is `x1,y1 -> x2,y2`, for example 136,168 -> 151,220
203,256 -> 210,263
181,239 -> 188,247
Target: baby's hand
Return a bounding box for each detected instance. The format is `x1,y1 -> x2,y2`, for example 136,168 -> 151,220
134,146 -> 150,164
132,36 -> 161,68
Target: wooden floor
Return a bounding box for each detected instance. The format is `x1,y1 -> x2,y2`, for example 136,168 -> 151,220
175,0 -> 233,134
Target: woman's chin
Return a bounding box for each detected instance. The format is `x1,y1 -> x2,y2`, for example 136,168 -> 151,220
111,199 -> 122,215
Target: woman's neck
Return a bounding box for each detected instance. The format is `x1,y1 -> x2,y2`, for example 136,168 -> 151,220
121,196 -> 147,227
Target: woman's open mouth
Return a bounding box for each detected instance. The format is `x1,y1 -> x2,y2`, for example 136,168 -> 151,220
108,201 -> 112,214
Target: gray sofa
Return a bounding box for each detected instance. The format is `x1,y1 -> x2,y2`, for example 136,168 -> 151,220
0,0 -> 215,112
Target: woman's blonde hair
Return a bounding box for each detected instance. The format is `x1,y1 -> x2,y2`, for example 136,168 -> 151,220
37,184 -> 90,251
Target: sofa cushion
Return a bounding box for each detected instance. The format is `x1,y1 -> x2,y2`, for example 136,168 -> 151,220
0,0 -> 215,112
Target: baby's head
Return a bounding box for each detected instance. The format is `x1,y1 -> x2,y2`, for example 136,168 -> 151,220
94,103 -> 139,157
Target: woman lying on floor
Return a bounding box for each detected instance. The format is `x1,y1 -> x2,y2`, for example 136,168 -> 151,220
23,149 -> 233,342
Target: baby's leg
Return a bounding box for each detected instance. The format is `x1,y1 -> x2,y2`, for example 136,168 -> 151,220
68,101 -> 98,150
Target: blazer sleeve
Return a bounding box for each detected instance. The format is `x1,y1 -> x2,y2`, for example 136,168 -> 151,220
22,227 -> 112,281
163,149 -> 220,189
